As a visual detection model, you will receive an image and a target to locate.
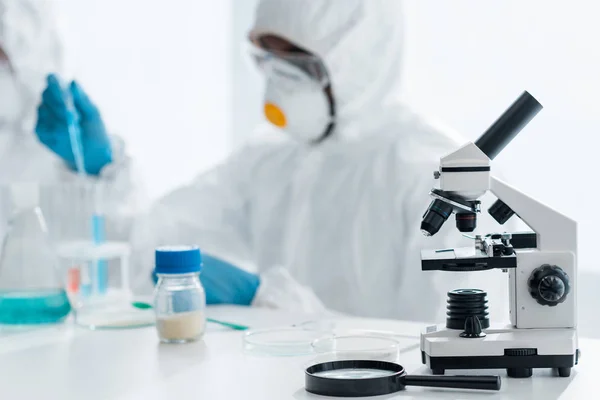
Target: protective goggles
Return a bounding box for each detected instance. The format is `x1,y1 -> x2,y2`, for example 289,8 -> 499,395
246,40 -> 330,87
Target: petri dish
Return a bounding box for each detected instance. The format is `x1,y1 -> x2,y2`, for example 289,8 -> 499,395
298,318 -> 411,339
74,299 -> 155,330
311,335 -> 402,363
243,327 -> 333,356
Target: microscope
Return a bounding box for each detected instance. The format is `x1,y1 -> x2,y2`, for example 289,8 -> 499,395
419,91 -> 579,378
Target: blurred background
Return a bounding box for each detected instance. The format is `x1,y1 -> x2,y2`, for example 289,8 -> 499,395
60,0 -> 599,332
60,0 -> 232,202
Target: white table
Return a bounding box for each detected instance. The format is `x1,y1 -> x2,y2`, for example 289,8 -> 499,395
0,306 -> 592,400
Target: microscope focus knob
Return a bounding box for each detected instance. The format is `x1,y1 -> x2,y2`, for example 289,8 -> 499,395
527,265 -> 570,306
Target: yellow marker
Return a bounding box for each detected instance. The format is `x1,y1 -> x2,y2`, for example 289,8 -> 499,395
264,102 -> 287,128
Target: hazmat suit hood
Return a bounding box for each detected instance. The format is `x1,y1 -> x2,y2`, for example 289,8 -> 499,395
0,0 -> 65,131
0,0 -> 66,180
251,0 -> 404,141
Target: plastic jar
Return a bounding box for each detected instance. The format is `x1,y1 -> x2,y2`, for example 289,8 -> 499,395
153,246 -> 206,343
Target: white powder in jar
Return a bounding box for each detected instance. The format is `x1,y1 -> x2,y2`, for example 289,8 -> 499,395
157,310 -> 206,342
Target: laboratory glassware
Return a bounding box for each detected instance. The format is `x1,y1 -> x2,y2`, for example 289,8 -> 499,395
0,183 -> 71,325
154,246 -> 206,343
56,239 -> 153,329
311,335 -> 402,364
243,327 -> 333,356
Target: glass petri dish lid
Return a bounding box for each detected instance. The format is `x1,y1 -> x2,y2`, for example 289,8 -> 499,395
243,327 -> 333,356
311,335 -> 402,363
298,318 -> 412,339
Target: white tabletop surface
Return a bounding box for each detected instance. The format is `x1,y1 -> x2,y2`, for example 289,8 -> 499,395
0,305 -> 591,400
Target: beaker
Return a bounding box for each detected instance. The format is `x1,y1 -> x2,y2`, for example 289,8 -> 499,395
0,183 -> 71,325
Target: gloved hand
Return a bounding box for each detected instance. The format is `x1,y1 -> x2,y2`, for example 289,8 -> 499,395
201,254 -> 260,305
35,74 -> 112,176
152,253 -> 260,306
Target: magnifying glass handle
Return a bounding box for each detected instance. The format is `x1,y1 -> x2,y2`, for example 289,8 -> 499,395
403,375 -> 501,391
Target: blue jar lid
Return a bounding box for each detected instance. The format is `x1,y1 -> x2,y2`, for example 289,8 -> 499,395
155,246 -> 202,274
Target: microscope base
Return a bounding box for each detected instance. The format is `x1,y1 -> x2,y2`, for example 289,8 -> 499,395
420,325 -> 578,378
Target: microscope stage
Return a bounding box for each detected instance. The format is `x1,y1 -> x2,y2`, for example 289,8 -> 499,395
421,247 -> 517,271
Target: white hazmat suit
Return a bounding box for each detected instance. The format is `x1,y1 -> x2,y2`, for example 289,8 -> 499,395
132,0 -> 506,322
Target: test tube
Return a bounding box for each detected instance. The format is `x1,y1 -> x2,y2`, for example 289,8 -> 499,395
63,80 -> 108,296
92,183 -> 107,295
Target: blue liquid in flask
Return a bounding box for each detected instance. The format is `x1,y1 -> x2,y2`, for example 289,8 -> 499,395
0,289 -> 71,324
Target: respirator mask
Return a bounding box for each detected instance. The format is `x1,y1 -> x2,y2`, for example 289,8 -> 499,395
249,43 -> 334,143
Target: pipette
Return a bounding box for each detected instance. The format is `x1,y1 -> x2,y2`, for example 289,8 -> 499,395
63,88 -> 85,179
63,81 -> 108,296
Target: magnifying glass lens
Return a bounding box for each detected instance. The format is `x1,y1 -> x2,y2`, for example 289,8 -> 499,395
314,368 -> 396,379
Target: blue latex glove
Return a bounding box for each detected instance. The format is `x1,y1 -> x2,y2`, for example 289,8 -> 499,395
152,254 -> 260,306
35,74 -> 112,176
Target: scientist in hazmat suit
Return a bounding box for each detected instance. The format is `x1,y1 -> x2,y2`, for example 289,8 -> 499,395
0,1 -> 136,242
132,0 -> 504,322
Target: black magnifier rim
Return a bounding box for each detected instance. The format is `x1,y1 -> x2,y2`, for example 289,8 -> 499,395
305,360 -> 406,397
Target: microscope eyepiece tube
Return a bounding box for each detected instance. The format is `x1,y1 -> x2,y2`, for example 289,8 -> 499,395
474,91 -> 543,160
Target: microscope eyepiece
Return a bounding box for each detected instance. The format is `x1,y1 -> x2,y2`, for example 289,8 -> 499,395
474,91 -> 542,160
421,199 -> 453,237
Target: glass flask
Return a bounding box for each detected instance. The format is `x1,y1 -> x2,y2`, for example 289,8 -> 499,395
0,184 -> 71,324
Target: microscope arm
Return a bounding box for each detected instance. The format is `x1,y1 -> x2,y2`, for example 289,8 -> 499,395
490,176 -> 577,253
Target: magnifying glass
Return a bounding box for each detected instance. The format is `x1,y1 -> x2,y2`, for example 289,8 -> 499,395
305,360 -> 501,397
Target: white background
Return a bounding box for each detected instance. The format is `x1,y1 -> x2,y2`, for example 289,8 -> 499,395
60,0 -> 232,202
